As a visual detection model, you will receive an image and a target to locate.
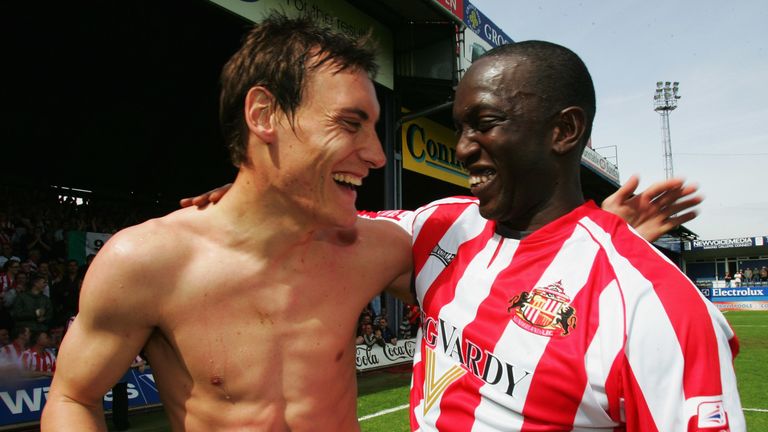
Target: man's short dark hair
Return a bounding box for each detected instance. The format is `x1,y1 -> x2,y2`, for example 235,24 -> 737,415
482,41 -> 596,146
219,13 -> 379,166
29,272 -> 46,285
11,326 -> 30,342
29,330 -> 48,346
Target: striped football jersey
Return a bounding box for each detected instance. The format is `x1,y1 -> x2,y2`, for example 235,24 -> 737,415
20,348 -> 56,373
365,198 -> 744,431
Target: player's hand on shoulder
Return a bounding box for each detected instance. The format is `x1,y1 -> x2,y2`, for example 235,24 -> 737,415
179,183 -> 233,208
602,175 -> 702,242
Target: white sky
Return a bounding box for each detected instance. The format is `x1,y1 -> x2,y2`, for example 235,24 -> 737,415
470,0 -> 768,240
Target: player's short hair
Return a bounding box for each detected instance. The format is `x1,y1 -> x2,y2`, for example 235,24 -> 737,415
219,13 -> 378,166
482,41 -> 596,146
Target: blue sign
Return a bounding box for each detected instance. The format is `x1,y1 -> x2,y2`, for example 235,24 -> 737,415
463,1 -> 513,48
698,284 -> 768,311
0,368 -> 160,427
686,236 -> 767,251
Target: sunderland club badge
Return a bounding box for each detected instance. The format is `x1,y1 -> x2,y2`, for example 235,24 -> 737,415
507,280 -> 577,337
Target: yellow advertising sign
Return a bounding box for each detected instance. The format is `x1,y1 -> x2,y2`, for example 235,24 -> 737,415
401,116 -> 469,188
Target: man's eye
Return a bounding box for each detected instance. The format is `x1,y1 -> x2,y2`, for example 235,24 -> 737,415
341,119 -> 362,131
476,119 -> 498,132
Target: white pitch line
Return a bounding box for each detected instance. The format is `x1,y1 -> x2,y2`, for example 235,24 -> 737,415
744,407 -> 768,413
358,404 -> 409,421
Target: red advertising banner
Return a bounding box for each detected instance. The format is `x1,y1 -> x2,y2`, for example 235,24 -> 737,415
433,0 -> 464,20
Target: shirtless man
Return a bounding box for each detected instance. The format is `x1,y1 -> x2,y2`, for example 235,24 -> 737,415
43,15 -> 699,432
42,15 -> 412,431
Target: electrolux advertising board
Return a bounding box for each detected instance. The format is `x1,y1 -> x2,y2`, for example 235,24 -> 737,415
706,285 -> 768,311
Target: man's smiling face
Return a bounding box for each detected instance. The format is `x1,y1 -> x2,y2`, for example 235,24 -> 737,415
453,55 -> 558,226
273,63 -> 385,228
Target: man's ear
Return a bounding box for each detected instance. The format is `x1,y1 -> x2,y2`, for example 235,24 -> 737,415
551,106 -> 586,155
244,86 -> 276,144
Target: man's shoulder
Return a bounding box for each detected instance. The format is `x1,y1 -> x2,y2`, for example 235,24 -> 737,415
108,209 -> 198,251
93,210 -> 201,276
419,196 -> 478,211
579,205 -> 695,287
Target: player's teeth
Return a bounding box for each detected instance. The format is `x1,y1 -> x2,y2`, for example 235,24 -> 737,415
332,173 -> 362,186
468,174 -> 492,186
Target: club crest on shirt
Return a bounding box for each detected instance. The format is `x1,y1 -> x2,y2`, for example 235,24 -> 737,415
429,244 -> 456,267
507,280 -> 577,337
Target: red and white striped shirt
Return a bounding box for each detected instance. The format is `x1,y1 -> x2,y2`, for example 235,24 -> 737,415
375,198 -> 744,431
0,341 -> 25,368
20,348 -> 56,373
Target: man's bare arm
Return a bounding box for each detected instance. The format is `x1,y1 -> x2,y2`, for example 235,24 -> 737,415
181,178 -> 701,243
41,228 -> 158,431
602,175 -> 701,242
386,270 -> 415,305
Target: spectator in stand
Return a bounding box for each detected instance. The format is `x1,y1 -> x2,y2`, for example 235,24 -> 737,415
373,306 -> 387,328
761,267 -> 768,282
12,273 -> 53,331
406,303 -> 421,337
724,271 -> 732,287
753,267 -> 760,283
37,261 -> 52,297
19,260 -> 32,278
21,329 -> 56,377
0,259 -> 21,296
50,259 -> 81,328
0,243 -> 20,268
0,212 -> 13,247
4,271 -> 28,309
0,327 -> 9,347
1,326 -> 31,366
356,323 -> 379,347
25,248 -> 44,273
743,267 -> 753,283
27,227 -> 53,259
399,307 -> 413,339
734,269 -> 743,287
376,316 -> 397,345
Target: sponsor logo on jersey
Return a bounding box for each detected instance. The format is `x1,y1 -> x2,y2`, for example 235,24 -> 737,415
697,400 -> 728,428
429,244 -> 456,267
423,348 -> 466,414
507,280 -> 577,337
421,316 -> 532,411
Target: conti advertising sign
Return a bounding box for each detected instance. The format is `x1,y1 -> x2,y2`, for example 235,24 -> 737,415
401,115 -> 469,188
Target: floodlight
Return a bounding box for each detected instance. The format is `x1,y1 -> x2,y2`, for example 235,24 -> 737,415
653,81 -> 682,179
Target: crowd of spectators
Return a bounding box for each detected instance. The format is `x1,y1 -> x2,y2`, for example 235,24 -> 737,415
724,266 -> 768,287
355,302 -> 421,348
0,185 -> 165,377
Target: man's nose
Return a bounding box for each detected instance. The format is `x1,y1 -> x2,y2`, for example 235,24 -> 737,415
455,130 -> 478,163
361,134 -> 386,169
